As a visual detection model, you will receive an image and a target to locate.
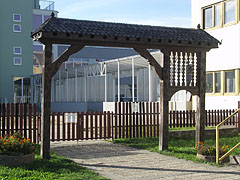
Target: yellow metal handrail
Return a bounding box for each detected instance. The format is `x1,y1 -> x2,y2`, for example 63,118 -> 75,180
216,108 -> 240,164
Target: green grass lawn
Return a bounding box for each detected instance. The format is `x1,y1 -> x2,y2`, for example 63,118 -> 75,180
112,135 -> 240,165
0,145 -> 108,180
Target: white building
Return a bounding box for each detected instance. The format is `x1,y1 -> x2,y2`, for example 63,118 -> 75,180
192,0 -> 240,109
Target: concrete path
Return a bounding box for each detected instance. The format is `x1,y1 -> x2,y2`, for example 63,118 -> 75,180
51,140 -> 240,180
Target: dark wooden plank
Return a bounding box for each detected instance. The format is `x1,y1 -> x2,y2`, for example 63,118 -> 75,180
103,112 -> 107,139
72,116 -> 76,140
19,104 -> 23,133
139,102 -> 142,138
211,110 -> 214,126
193,110 -> 196,127
129,102 -> 132,138
28,104 -> 32,140
179,111 -> 182,128
99,112 -> 103,139
95,112 -> 98,139
136,111 -> 139,138
107,111 -> 111,138
186,110 -> 189,127
51,112 -> 55,141
126,102 -> 129,138
157,102 -> 159,137
169,111 -> 172,128
183,110 -> 186,127
176,111 -> 179,127
15,103 -> 19,132
146,102 -> 149,137
226,110 -> 229,125
189,110 -> 192,127
23,103 -> 27,138
57,112 -> 60,141
90,112 -> 94,140
79,112 -> 84,140
0,104 -> 2,136
85,112 -> 89,140
1,104 -> 6,136
10,103 -> 14,134
122,102 -> 125,138
150,102 -> 153,137
132,111 -> 135,138
6,103 -> 10,135
118,102 -> 122,138
32,104 -> 37,143
214,110 -> 217,126
142,102 -> 146,137
153,102 -> 156,137
173,111 -> 176,128
62,113 -> 66,141
115,103 -> 118,139
223,110 -> 226,126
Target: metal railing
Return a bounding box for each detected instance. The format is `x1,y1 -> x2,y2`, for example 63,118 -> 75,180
39,0 -> 55,11
216,108 -> 240,164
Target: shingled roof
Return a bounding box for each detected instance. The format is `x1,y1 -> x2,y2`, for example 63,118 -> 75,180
32,15 -> 220,49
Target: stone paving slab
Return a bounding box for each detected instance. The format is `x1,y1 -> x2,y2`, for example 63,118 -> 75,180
51,140 -> 240,180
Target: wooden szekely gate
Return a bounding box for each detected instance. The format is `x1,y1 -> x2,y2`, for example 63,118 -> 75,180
31,13 -> 220,159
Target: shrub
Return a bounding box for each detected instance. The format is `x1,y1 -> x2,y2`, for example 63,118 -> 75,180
0,132 -> 35,156
195,142 -> 228,156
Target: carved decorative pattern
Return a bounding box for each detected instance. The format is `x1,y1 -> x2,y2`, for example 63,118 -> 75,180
169,51 -> 198,87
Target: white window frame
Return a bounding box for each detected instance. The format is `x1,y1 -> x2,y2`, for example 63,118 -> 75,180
13,13 -> 21,22
13,24 -> 21,32
13,46 -> 22,55
13,57 -> 22,65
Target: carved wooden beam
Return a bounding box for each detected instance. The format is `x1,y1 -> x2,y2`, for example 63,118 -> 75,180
133,47 -> 163,80
49,45 -> 85,77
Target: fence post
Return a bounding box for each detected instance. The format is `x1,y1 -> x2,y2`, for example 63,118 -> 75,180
238,102 -> 240,132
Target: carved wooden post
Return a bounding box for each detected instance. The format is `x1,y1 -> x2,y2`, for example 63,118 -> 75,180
195,51 -> 206,143
41,43 -> 52,159
159,49 -> 170,151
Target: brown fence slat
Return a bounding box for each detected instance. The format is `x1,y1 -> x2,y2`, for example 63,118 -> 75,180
182,110 -> 186,127
103,112 -> 107,139
150,102 -> 152,137
62,113 -> 66,141
157,102 -> 159,137
186,110 -> 189,127
6,104 -> 10,135
114,103 -> 118,139
146,102 -> 149,137
79,112 -> 84,140
90,112 -> 94,140
126,102 -> 129,138
57,112 -> 60,141
122,102 -> 125,138
179,111 -> 182,127
15,104 -> 19,132
139,102 -> 142,138
95,112 -> 98,139
72,118 -> 76,140
23,104 -> 27,138
108,111 -> 111,138
33,104 -> 37,143
129,102 -> 132,138
51,112 -> 55,141
118,102 -> 121,138
99,112 -> 102,139
28,104 -> 32,140
1,104 -> 6,136
153,102 -> 156,137
19,104 -> 23,132
132,111 -> 135,138
136,112 -> 139,138
10,103 -> 14,134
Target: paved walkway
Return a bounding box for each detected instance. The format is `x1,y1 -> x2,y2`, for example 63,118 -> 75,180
51,140 -> 240,180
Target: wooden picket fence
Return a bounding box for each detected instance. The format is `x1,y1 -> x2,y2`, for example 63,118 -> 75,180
0,102 -> 239,142
0,103 -> 40,143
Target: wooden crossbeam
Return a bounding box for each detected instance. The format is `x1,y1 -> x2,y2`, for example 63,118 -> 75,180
133,48 -> 163,80
49,45 -> 84,77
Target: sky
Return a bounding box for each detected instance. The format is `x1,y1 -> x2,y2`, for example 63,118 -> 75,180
54,0 -> 192,28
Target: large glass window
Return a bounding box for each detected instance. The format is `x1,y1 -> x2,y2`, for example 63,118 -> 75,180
204,7 -> 213,28
215,4 -> 221,26
224,0 -> 236,24
215,72 -> 221,93
225,71 -> 235,93
206,73 -> 213,93
13,77 -> 31,103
